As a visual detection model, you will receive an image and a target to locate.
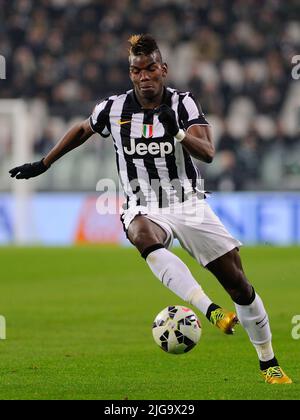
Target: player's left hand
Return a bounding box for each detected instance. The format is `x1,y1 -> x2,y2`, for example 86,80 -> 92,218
154,104 -> 179,137
9,159 -> 49,179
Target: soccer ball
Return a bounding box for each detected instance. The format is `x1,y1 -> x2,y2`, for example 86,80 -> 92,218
152,305 -> 202,354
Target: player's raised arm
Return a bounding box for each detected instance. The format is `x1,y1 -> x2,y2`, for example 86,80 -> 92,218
183,124 -> 215,163
9,119 -> 94,180
155,104 -> 215,163
43,119 -> 94,167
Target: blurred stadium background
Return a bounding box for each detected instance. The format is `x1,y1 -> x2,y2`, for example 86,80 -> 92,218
0,0 -> 299,245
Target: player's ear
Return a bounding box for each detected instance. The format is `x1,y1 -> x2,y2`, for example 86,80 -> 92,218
162,62 -> 168,78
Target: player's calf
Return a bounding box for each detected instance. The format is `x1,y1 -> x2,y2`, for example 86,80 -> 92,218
207,249 -> 254,305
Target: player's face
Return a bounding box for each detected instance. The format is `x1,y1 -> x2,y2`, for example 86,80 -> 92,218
129,53 -> 167,101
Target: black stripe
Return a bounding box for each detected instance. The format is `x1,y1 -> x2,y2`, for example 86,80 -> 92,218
164,95 -> 187,203
178,92 -> 189,129
166,91 -> 188,202
141,243 -> 165,259
92,99 -> 113,134
106,98 -> 130,206
109,100 -> 127,202
164,152 -> 186,203
105,99 -> 113,134
179,92 -> 209,127
143,110 -> 169,208
183,149 -> 198,192
259,358 -> 279,371
120,94 -> 146,206
249,287 -> 256,304
187,92 -> 202,115
113,140 -> 130,207
187,93 -> 209,125
163,87 -> 173,108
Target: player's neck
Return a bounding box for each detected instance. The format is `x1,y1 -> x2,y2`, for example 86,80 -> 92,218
134,87 -> 165,110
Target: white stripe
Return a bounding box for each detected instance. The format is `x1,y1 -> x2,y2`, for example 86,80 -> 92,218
153,114 -> 164,137
168,91 -> 191,199
182,94 -> 199,121
133,158 -> 157,204
128,112 -> 153,203
174,91 -> 200,192
187,123 -> 210,131
89,117 -> 96,133
91,100 -> 108,126
130,113 -> 144,140
172,91 -> 185,178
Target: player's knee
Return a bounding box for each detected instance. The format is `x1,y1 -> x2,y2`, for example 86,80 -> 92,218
129,230 -> 161,253
128,217 -> 167,253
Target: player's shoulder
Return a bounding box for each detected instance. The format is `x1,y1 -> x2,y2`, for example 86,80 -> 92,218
95,91 -> 129,106
166,87 -> 195,100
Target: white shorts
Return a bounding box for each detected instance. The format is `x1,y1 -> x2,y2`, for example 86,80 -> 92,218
121,197 -> 242,267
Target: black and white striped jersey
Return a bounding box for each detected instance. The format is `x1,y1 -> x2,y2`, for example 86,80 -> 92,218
89,87 -> 209,208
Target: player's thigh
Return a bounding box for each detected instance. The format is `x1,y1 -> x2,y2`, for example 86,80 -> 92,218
127,215 -> 167,253
172,221 -> 241,268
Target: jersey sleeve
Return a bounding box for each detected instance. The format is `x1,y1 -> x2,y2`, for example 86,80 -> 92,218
179,93 -> 209,130
89,100 -> 111,138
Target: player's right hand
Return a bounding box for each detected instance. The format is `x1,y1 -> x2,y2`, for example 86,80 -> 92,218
154,104 -> 179,137
9,159 -> 49,179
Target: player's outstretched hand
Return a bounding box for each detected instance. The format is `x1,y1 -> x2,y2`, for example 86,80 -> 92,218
9,159 -> 49,180
154,104 -> 179,137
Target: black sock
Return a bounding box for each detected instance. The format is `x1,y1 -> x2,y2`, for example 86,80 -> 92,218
259,357 -> 279,371
206,303 -> 221,321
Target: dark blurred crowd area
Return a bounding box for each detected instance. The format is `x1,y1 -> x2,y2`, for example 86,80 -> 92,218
0,0 -> 299,190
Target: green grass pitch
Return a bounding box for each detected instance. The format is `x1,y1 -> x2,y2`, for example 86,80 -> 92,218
0,246 -> 299,400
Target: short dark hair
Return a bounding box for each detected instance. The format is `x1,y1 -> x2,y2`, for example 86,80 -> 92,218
128,34 -> 162,62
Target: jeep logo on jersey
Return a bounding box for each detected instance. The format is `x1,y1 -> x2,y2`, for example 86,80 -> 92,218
142,124 -> 153,138
124,138 -> 173,158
